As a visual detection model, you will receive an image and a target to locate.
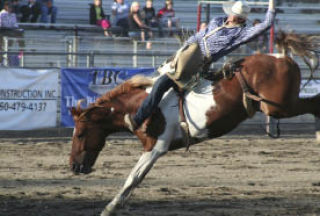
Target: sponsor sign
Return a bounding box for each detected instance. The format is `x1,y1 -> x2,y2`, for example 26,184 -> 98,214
0,68 -> 59,130
61,67 -> 155,127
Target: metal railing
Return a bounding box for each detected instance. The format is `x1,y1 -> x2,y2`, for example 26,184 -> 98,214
1,35 -> 180,68
0,34 -> 317,77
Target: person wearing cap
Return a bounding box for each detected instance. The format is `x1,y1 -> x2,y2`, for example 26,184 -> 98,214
124,0 -> 276,132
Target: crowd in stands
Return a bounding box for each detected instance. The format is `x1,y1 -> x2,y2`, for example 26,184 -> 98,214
0,0 -> 58,65
104,0 -> 181,49
0,0 -> 57,24
0,0 -> 182,49
0,0 -> 270,53
0,0 -> 182,56
88,0 -> 182,49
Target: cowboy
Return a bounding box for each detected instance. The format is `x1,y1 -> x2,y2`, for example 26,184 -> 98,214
125,0 -> 276,132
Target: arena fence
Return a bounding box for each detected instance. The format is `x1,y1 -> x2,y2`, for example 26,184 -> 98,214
0,66 -> 319,139
1,35 -> 315,74
0,24 -> 319,137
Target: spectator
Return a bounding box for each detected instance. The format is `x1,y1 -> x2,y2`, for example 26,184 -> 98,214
20,0 -> 41,23
0,1 -> 24,64
90,0 -> 111,36
111,0 -> 129,36
142,0 -> 161,37
142,0 -> 157,27
128,1 -> 152,49
37,0 -> 57,23
157,0 -> 180,36
0,1 -> 18,28
11,0 -> 20,17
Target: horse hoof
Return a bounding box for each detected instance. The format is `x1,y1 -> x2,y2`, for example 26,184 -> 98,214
100,210 -> 116,216
100,212 -> 116,216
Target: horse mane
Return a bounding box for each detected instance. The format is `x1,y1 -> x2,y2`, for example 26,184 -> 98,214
96,75 -> 154,105
74,76 -> 153,120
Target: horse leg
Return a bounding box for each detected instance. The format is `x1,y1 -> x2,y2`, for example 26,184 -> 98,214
262,94 -> 320,118
286,94 -> 320,118
100,131 -> 173,216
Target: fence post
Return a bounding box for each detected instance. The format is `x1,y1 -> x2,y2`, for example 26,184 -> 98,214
86,52 -> 94,68
133,40 -> 138,67
2,37 -> 8,67
152,56 -> 156,67
19,53 -> 24,67
72,36 -> 80,67
66,38 -> 72,67
205,4 -> 210,24
315,117 -> 320,142
197,2 -> 202,32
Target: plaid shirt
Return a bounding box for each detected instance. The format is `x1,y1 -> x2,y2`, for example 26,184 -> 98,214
186,9 -> 276,62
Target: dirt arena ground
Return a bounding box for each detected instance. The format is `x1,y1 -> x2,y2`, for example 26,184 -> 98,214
1,135 -> 320,216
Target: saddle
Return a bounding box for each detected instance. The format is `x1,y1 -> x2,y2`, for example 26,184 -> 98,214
202,57 -> 245,82
207,58 -> 258,117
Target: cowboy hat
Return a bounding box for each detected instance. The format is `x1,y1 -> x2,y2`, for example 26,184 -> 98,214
222,1 -> 251,19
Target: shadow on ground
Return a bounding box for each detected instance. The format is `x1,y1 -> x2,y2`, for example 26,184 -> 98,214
1,195 -> 320,216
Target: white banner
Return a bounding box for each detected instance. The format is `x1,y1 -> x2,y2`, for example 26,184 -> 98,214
299,79 -> 320,98
0,68 -> 59,130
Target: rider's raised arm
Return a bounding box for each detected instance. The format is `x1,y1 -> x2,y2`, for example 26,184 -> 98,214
235,0 -> 276,46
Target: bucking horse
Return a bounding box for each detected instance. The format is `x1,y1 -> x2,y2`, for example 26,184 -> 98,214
69,31 -> 320,216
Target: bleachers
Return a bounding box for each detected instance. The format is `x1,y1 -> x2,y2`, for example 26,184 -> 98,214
1,0 -> 318,130
2,0 -> 319,68
53,0 -> 320,33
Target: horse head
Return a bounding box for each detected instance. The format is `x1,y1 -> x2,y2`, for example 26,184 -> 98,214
69,76 -> 153,174
69,101 -> 124,174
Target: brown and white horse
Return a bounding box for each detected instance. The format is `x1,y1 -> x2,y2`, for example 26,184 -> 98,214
69,32 -> 320,216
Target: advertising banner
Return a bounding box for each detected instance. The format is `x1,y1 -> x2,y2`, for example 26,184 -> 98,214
0,68 -> 59,130
61,67 -> 155,127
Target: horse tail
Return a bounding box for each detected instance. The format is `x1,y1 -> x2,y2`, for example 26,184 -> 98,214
276,31 -> 319,78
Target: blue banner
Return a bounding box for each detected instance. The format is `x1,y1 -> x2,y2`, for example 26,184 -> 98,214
61,67 -> 155,127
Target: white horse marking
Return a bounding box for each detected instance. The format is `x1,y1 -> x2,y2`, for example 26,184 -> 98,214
101,78 -> 216,216
101,126 -> 175,216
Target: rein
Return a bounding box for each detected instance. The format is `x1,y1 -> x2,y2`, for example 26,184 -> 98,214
78,105 -> 107,122
235,71 -> 285,110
